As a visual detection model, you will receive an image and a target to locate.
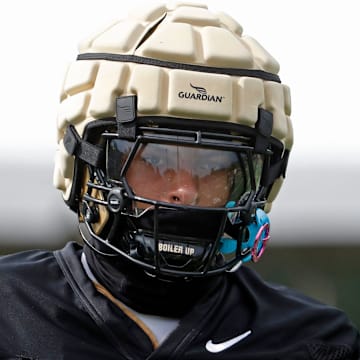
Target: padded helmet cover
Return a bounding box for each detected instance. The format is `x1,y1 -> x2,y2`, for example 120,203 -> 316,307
53,2 -> 293,212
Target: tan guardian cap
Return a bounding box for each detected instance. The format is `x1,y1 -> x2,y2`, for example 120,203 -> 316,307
54,2 -> 293,212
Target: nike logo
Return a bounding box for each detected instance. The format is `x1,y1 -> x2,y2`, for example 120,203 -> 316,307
205,330 -> 252,353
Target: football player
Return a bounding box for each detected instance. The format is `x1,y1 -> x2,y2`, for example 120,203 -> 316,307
1,2 -> 358,359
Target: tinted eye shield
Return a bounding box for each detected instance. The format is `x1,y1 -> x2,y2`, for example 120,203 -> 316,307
102,126 -> 271,214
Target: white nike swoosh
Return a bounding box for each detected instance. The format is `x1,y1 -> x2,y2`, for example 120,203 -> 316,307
205,330 -> 252,353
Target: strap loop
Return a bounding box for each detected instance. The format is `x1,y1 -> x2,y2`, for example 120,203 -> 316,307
63,124 -> 105,168
116,95 -> 137,140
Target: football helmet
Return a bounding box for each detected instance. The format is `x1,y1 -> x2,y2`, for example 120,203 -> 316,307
54,2 -> 293,278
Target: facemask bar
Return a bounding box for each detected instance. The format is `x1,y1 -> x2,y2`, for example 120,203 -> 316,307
79,191 -> 261,277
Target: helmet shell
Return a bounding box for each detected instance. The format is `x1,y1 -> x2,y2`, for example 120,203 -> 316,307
54,2 -> 293,211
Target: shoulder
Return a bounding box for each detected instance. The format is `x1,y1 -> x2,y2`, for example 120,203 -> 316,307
0,247 -> 55,280
0,242 -> 80,273
233,265 -> 339,310
0,243 -> 84,330
227,266 -> 360,357
0,242 -> 83,293
0,243 -> 121,358
232,265 -> 354,324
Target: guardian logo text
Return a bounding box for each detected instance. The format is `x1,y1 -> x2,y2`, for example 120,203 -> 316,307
178,83 -> 224,103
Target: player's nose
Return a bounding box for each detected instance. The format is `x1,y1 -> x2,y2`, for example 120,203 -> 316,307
163,170 -> 199,205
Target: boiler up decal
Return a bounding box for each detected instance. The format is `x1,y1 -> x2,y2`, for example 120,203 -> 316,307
158,241 -> 196,256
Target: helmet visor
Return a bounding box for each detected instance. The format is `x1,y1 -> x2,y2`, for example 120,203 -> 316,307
107,139 -> 264,211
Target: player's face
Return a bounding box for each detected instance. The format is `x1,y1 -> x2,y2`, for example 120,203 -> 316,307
125,143 -> 237,208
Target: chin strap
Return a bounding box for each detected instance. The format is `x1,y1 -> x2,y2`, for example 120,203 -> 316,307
220,208 -> 270,263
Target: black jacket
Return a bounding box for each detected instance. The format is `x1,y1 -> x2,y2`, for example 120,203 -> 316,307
0,242 -> 359,359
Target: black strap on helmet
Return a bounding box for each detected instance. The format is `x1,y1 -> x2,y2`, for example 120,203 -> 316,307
77,53 -> 282,83
254,108 -> 273,153
253,108 -> 289,187
263,150 -> 290,187
116,95 -> 137,140
63,124 -> 105,168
